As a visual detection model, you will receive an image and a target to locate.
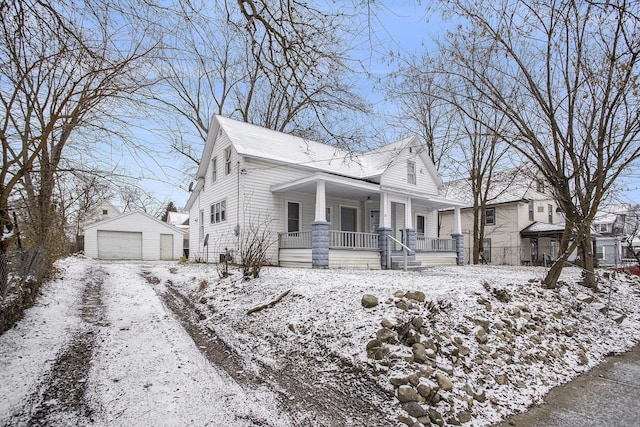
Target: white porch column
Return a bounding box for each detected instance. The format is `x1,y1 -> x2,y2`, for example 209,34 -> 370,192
405,197 -> 413,229
454,207 -> 462,234
380,192 -> 391,228
314,180 -> 326,222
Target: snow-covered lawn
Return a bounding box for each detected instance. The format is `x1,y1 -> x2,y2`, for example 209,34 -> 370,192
1,257 -> 639,426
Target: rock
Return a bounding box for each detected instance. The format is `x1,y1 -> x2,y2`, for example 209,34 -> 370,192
394,290 -> 406,298
429,408 -> 445,426
457,344 -> 470,356
592,302 -> 608,314
398,414 -> 416,427
411,316 -> 424,329
381,318 -> 394,329
376,328 -> 396,342
366,339 -> 388,360
435,372 -> 453,391
495,373 -> 509,385
396,300 -> 409,311
390,376 -> 409,386
361,294 -> 378,308
402,401 -> 427,418
476,328 -> 489,344
408,373 -> 421,386
417,382 -> 432,399
562,326 -> 575,337
397,385 -> 420,402
406,290 -> 426,302
413,343 -> 428,364
577,350 -> 588,366
457,412 -> 472,424
576,293 -> 594,304
473,387 -> 486,402
610,312 -> 626,324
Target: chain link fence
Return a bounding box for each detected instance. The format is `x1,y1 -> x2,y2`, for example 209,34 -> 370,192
0,248 -> 49,334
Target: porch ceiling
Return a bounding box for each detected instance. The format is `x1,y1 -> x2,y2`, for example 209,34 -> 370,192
271,173 -> 381,201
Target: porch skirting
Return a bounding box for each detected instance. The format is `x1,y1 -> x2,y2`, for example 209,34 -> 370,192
279,248 -> 381,269
415,251 -> 457,266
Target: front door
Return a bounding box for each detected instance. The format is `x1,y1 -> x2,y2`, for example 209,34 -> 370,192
530,238 -> 539,264
370,210 -> 380,233
341,207 -> 357,231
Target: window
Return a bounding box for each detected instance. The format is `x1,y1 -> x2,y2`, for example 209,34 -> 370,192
102,209 -> 108,215
416,214 -> 426,236
224,147 -> 232,175
287,201 -> 301,232
407,160 -> 416,185
485,207 -> 495,225
537,179 -> 545,193
210,200 -> 226,224
528,201 -> 534,221
199,210 -> 204,241
481,238 -> 491,263
326,206 -> 332,223
211,157 -> 217,182
548,204 -> 553,224
596,245 -> 605,260
599,223 -> 608,233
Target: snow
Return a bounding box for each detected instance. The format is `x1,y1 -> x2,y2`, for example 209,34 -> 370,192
1,257 -> 640,426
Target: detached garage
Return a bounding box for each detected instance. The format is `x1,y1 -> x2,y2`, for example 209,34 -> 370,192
84,210 -> 185,261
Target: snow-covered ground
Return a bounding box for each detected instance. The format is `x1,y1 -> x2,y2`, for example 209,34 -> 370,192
1,257 -> 639,426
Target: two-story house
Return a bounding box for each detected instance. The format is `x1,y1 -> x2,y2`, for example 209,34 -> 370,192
185,116 -> 466,269
439,167 -> 564,266
592,204 -> 639,265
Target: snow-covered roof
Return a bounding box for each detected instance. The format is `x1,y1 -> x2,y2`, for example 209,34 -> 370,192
593,204 -> 632,224
439,167 -> 535,207
521,221 -> 565,234
167,212 -> 189,226
84,210 -> 185,234
216,116 -> 417,180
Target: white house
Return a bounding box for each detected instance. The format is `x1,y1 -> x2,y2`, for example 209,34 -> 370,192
84,210 -> 185,260
592,204 -> 639,265
185,115 -> 465,269
439,167 -> 565,266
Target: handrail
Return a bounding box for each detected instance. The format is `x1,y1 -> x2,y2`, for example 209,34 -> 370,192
387,235 -> 410,271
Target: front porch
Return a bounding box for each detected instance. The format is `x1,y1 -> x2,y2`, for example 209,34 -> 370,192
272,172 -> 465,270
278,230 -> 458,269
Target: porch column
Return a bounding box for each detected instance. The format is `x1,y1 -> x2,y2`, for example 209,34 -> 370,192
452,207 -> 464,265
378,192 -> 392,269
312,180 -> 329,268
404,197 -> 416,255
314,180 -> 326,222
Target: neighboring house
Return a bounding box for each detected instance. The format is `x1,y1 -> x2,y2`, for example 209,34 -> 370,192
439,167 -> 564,266
78,200 -> 121,229
185,115 -> 465,269
167,211 -> 190,258
84,210 -> 185,260
592,204 -> 639,265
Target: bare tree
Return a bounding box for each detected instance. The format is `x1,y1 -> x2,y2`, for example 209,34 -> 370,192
0,0 -> 155,258
153,0 -> 371,170
436,0 -> 640,288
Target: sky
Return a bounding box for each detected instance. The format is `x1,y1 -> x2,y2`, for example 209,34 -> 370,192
128,2 -> 640,212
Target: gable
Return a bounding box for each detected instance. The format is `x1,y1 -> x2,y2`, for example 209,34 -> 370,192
377,136 -> 442,194
84,210 -> 185,234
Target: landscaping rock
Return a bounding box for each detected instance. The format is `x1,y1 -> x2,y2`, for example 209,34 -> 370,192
381,318 -> 394,329
429,408 -> 445,426
402,401 -> 427,418
397,385 -> 419,402
406,290 -> 426,302
376,327 -> 396,342
476,327 -> 489,344
361,294 -> 379,308
435,372 -> 453,391
366,339 -> 388,360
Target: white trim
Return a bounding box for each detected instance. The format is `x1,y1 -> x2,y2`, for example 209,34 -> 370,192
271,172 -> 379,194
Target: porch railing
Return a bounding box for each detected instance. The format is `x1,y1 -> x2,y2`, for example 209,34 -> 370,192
330,231 -> 379,250
416,236 -> 457,252
278,231 -> 312,249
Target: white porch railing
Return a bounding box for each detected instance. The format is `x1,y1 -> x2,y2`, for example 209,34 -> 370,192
416,236 -> 456,252
330,231 -> 379,250
278,231 -> 312,249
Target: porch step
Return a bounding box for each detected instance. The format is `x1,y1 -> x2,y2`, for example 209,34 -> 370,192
390,254 -> 424,270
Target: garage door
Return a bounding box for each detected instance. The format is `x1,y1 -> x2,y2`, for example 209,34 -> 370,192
97,230 -> 143,260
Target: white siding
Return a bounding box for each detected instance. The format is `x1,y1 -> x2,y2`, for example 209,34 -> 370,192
85,211 -> 184,261
380,146 -> 439,195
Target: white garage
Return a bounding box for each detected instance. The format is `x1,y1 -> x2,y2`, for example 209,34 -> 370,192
84,210 -> 185,261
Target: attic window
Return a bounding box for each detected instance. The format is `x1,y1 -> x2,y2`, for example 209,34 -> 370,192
407,160 -> 416,185
537,179 -> 545,193
102,209 -> 108,215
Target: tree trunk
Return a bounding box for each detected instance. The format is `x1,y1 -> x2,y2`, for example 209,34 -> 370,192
578,231 -> 597,290
543,222 -> 574,288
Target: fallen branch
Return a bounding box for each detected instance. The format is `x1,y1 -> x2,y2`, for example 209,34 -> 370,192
247,289 -> 291,315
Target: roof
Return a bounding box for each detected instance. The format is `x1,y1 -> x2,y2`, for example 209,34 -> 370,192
84,210 -> 186,234
440,166 -> 535,207
520,221 -> 567,238
187,116 -> 446,209
167,211 -> 189,226
593,204 -> 632,224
